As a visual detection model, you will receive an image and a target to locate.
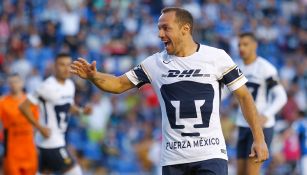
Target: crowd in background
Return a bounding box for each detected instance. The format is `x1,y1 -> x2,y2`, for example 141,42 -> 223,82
0,0 -> 306,174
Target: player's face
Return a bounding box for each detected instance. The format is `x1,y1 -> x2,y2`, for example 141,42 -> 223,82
8,76 -> 24,94
238,36 -> 257,60
55,56 -> 72,80
158,12 -> 183,55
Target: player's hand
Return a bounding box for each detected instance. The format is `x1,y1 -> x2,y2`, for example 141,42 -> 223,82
38,126 -> 51,138
70,58 -> 97,80
249,141 -> 269,163
82,104 -> 92,115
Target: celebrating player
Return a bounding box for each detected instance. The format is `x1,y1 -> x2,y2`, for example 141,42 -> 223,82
70,7 -> 269,175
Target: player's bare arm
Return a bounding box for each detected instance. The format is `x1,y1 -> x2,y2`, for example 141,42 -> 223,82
70,58 -> 135,94
19,99 -> 51,138
233,85 -> 269,162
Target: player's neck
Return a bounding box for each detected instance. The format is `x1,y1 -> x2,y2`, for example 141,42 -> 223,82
176,39 -> 198,57
10,91 -> 23,98
243,54 -> 257,65
55,76 -> 66,84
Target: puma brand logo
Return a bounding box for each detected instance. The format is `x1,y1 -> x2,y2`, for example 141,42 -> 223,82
162,69 -> 210,78
221,149 -> 227,154
163,60 -> 172,64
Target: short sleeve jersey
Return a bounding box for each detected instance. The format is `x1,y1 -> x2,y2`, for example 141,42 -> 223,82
126,44 -> 247,166
236,57 -> 279,128
27,76 -> 75,148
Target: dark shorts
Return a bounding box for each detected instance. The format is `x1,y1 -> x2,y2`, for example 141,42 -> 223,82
162,158 -> 228,175
38,146 -> 76,173
237,126 -> 274,159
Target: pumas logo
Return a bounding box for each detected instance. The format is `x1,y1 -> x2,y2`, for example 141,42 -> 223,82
162,69 -> 210,78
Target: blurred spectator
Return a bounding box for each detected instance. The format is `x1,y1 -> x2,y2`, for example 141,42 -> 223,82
293,111 -> 307,175
256,18 -> 279,43
292,61 -> 307,112
283,126 -> 301,174
10,56 -> 32,81
280,59 -> 296,90
86,91 -> 112,142
182,0 -> 202,19
0,13 -> 10,44
25,68 -> 43,94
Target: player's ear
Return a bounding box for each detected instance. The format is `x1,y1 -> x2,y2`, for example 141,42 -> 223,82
181,23 -> 190,35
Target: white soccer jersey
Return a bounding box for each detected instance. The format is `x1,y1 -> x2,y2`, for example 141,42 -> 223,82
28,76 -> 75,148
126,44 -> 247,166
236,57 -> 282,128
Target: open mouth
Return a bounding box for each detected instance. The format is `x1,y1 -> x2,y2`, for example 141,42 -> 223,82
163,41 -> 171,49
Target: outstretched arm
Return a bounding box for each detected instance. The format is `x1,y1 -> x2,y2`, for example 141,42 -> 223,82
233,85 -> 269,162
70,58 -> 135,94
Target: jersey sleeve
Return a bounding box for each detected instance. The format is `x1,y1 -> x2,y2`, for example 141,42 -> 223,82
217,50 -> 247,91
264,63 -> 279,90
262,62 -> 287,118
125,57 -> 152,88
27,81 -> 61,104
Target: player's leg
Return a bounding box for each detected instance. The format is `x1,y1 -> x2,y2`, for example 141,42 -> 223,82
246,127 -> 274,175
236,159 -> 246,175
37,147 -> 53,174
63,164 -> 83,175
193,158 -> 228,175
60,147 -> 83,175
22,152 -> 38,175
236,127 -> 251,175
162,162 -> 190,175
38,147 -> 76,174
3,156 -> 25,175
3,161 -> 20,175
22,165 -> 38,175
246,158 -> 262,175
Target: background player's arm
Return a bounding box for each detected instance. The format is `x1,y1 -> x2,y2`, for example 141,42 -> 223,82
70,104 -> 92,116
261,81 -> 287,124
233,85 -> 269,162
70,58 -> 135,94
19,99 -> 50,138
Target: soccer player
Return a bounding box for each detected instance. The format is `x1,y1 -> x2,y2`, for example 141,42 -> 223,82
71,7 -> 268,175
236,32 -> 287,175
0,73 -> 38,175
19,53 -> 90,175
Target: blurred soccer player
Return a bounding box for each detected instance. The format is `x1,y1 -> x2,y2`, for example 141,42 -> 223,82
71,7 -> 269,175
236,32 -> 287,175
19,53 -> 90,175
0,73 -> 38,175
